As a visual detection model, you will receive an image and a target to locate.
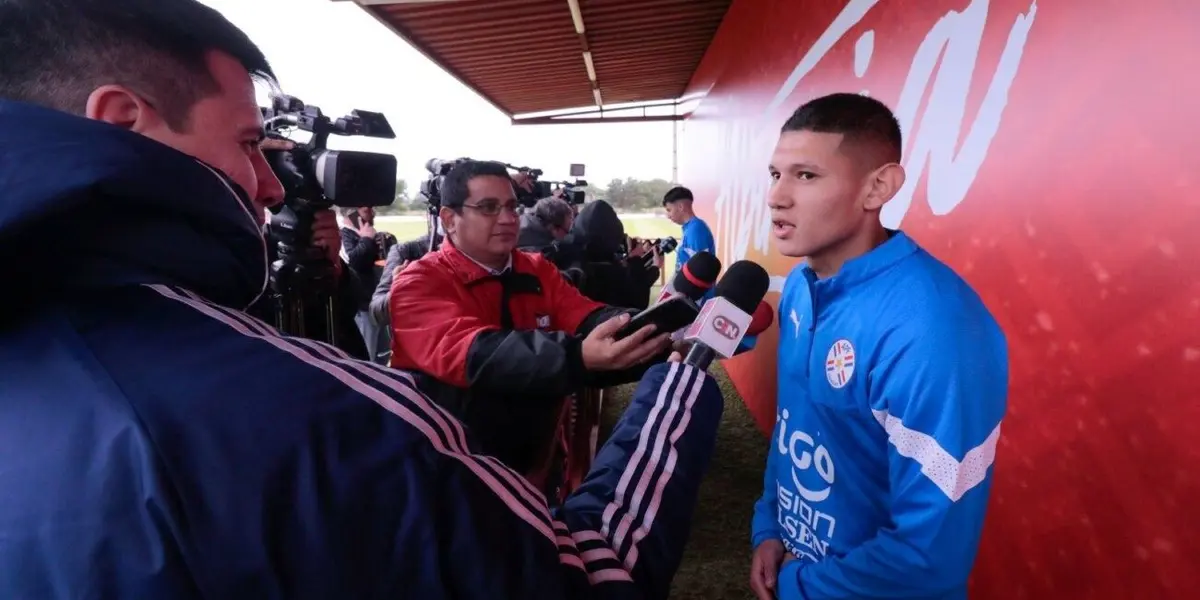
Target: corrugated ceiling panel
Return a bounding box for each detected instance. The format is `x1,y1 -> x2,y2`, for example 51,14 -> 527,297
365,0 -> 731,115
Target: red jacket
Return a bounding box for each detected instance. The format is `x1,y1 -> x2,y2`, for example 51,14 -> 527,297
388,242 -> 633,472
389,243 -> 605,385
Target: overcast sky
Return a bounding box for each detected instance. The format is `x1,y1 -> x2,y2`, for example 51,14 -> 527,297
199,0 -> 676,187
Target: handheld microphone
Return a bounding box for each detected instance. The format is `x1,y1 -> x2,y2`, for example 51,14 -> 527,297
656,251 -> 721,304
682,261 -> 771,370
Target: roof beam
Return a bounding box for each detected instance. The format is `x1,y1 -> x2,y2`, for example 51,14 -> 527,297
340,0 -> 731,116
511,99 -> 689,126
565,0 -> 604,109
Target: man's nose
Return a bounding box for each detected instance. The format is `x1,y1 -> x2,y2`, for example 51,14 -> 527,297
254,153 -> 285,209
497,207 -> 519,224
766,184 -> 790,210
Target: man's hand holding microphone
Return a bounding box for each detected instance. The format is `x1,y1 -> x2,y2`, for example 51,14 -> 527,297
579,251 -> 774,373
581,314 -> 672,371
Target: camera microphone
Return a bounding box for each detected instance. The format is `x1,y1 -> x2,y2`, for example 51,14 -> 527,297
681,260 -> 771,370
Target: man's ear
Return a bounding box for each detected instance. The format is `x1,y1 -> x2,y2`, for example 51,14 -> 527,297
438,206 -> 457,236
862,163 -> 906,212
85,85 -> 160,132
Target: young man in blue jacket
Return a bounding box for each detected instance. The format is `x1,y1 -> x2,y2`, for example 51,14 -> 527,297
749,92 -> 1009,600
0,1 -> 725,598
662,186 -> 716,291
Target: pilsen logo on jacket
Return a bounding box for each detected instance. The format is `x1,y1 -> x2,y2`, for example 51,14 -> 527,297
536,314 -> 551,329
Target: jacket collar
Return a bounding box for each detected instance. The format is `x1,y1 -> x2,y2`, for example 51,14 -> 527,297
801,229 -> 919,296
437,241 -> 527,286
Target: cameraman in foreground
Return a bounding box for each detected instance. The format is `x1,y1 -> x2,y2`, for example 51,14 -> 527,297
389,161 -> 674,483
0,2 -> 723,599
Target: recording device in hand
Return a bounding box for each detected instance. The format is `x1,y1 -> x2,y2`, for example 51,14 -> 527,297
682,261 -> 772,370
260,94 -> 398,344
616,252 -> 722,340
649,236 -> 679,256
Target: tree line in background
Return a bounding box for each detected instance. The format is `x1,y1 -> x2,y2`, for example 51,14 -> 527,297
374,177 -> 678,215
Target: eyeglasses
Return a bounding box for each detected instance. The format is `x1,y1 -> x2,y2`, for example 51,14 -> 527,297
463,201 -> 519,217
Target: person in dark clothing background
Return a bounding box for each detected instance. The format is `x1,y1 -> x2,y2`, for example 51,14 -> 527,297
569,200 -> 661,310
253,222 -> 369,360
368,227 -> 443,345
339,206 -> 394,364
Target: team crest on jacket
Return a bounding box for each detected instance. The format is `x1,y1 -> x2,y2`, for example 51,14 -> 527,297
535,314 -> 551,329
825,339 -> 855,389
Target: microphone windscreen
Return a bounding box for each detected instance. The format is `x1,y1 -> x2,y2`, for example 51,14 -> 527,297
713,261 -> 770,314
670,251 -> 721,300
747,301 -> 774,336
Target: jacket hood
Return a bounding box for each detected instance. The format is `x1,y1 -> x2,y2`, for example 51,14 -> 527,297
571,200 -> 625,255
0,101 -> 267,310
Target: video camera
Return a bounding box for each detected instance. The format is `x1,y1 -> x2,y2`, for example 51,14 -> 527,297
646,236 -> 679,255
418,157 -> 472,214
419,158 -> 590,212
532,178 -> 589,206
259,93 -> 397,343
262,94 -> 397,212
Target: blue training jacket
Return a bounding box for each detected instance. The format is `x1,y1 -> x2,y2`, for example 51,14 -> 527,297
675,217 -> 715,272
0,100 -> 725,600
752,232 -> 1008,600
675,217 -> 715,303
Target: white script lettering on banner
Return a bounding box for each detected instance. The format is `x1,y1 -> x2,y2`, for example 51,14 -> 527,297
709,0 -> 1038,291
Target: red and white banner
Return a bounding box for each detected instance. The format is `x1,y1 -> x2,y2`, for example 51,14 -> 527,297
680,0 -> 1200,597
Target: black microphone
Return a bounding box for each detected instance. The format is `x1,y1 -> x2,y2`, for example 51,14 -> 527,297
682,260 -> 771,370
654,251 -> 722,304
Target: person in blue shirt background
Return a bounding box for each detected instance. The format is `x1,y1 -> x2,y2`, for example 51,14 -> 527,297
662,186 -> 716,286
749,92 -> 1009,600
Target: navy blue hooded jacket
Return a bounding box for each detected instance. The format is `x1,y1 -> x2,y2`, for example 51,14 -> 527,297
0,100 -> 725,599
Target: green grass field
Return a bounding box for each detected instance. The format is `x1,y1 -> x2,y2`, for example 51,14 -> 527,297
375,214 -> 681,276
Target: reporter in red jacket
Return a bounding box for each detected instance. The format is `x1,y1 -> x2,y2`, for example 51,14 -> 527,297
389,160 -> 672,477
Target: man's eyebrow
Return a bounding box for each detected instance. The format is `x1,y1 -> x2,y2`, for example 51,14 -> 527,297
775,162 -> 821,171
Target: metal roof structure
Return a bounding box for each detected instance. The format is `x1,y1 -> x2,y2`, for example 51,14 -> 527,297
336,0 -> 732,124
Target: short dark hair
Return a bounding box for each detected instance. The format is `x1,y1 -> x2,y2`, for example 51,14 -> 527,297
781,93 -> 902,164
441,160 -> 514,210
532,197 -> 573,230
0,0 -> 275,129
663,186 -> 694,205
